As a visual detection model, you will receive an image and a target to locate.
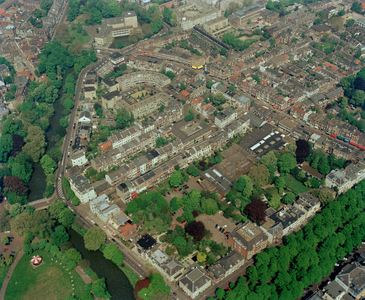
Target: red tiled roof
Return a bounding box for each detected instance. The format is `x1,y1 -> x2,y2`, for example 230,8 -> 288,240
120,223 -> 137,236
316,66 -> 321,70
0,9 -> 5,16
202,104 -> 211,110
283,55 -> 289,58
192,99 -> 200,105
323,61 -> 338,70
100,142 -> 111,149
356,59 -> 360,65
233,65 -> 239,70
181,90 -> 189,96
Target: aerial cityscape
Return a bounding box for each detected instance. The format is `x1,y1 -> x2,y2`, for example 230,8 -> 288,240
1,0 -> 365,299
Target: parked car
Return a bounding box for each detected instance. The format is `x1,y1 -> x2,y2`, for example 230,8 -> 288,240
179,188 -> 182,191
112,238 -> 116,242
215,224 -> 218,228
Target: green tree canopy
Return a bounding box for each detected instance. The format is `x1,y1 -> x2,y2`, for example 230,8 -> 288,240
50,225 -> 69,246
278,153 -> 297,173
201,198 -> 219,215
62,98 -> 74,110
169,171 -> 182,188
187,166 -> 200,177
65,248 -> 82,263
84,227 -> 106,251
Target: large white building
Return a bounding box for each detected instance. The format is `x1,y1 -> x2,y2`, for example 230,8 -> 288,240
71,150 -> 88,167
95,11 -> 139,46
89,194 -> 121,223
69,173 -> 97,204
325,162 -> 365,194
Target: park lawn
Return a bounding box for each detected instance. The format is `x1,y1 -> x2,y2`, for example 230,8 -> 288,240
0,266 -> 9,289
70,30 -> 91,44
283,176 -> 310,194
120,265 -> 141,288
5,250 -> 87,300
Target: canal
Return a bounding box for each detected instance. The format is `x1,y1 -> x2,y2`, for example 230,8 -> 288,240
68,228 -> 135,300
28,68 -> 76,201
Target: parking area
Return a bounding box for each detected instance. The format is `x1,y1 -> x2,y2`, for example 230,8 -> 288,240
163,176 -> 205,203
0,231 -> 24,259
196,212 -> 238,247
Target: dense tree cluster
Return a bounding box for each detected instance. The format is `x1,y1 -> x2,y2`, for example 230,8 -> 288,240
306,148 -> 344,176
66,0 -> 163,45
216,179 -> 365,300
126,191 -> 172,230
340,68 -> 365,119
223,32 -> 263,52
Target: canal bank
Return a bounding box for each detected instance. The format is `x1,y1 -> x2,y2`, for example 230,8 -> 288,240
68,228 -> 136,300
28,68 -> 76,201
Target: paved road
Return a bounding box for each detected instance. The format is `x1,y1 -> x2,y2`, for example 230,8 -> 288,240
0,249 -> 24,299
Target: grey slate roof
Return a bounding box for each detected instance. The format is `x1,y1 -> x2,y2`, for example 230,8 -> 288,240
179,268 -> 210,293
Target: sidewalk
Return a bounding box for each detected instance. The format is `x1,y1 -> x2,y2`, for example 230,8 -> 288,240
0,249 -> 24,299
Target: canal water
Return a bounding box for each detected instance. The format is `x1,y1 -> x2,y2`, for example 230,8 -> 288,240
68,228 -> 135,300
28,68 -> 76,201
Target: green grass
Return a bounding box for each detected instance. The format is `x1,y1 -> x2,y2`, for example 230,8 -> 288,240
0,265 -> 9,289
70,30 -> 91,44
120,265 -> 141,288
283,176 -> 310,194
5,250 -> 88,300
265,187 -> 279,196
72,222 -> 87,237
